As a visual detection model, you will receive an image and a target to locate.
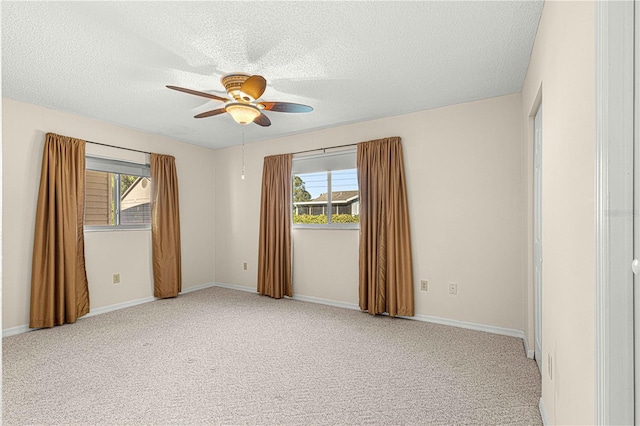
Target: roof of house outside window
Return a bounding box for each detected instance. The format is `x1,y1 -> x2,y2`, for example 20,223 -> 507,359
121,177 -> 151,210
294,190 -> 359,205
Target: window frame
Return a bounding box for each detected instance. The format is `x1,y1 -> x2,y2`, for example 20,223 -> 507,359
291,150 -> 360,230
84,156 -> 152,232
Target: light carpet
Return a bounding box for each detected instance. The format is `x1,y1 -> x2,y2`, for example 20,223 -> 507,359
3,287 -> 542,425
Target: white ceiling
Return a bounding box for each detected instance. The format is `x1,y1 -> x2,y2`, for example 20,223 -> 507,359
2,1 -> 543,150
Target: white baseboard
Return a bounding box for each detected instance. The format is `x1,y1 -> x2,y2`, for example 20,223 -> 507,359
213,282 -> 257,293
214,282 -> 360,311
523,333 -> 535,358
180,282 -> 217,294
3,282 -> 218,338
408,313 -> 525,339
3,295 -> 156,338
84,295 -> 156,319
539,397 -> 549,425
6,282 -> 527,346
213,283 -> 526,341
3,324 -> 31,338
291,294 -> 361,311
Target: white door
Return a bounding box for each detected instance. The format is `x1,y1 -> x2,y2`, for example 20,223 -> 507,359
635,168 -> 639,424
635,1 -> 640,422
533,105 -> 543,374
635,123 -> 640,423
635,77 -> 640,424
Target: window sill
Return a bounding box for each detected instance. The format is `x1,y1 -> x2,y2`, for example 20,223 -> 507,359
84,226 -> 151,232
292,224 -> 359,230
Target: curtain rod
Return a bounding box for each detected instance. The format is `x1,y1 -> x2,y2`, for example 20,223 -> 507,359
86,140 -> 150,155
291,143 -> 357,156
88,139 -> 355,156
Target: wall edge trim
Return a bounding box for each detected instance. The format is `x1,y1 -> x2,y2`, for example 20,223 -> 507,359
5,282 -> 526,345
2,324 -> 31,338
214,283 -> 526,341
2,282 -> 218,338
213,282 -> 257,294
291,293 -> 361,311
522,330 -> 536,358
180,282 -> 218,294
85,295 -> 156,318
408,313 -> 525,339
539,397 -> 549,426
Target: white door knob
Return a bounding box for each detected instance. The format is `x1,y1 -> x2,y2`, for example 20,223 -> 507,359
632,259 -> 640,275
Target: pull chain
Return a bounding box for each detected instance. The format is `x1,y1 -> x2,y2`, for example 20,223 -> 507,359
241,131 -> 246,180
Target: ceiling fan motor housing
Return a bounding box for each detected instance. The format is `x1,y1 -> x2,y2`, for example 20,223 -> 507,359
221,73 -> 253,102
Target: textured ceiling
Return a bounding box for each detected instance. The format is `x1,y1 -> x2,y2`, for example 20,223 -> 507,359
2,1 -> 543,149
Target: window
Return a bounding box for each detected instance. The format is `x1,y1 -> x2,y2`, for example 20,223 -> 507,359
292,149 -> 359,228
85,157 -> 151,230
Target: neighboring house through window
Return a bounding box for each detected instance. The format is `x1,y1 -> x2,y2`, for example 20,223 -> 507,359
294,189 -> 359,216
292,149 -> 359,227
85,156 -> 151,229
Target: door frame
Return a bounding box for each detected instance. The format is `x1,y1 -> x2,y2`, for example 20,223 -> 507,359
594,1 -> 635,424
533,103 -> 543,374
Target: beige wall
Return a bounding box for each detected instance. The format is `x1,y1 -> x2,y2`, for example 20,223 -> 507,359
215,93 -> 525,331
521,1 -> 595,424
2,98 -> 216,330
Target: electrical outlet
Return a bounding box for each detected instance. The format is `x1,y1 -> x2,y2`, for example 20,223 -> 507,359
448,282 -> 458,295
113,274 -> 120,284
548,353 -> 553,380
243,262 -> 248,271
420,280 -> 428,291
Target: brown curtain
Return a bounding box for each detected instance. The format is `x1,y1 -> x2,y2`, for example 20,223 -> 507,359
151,153 -> 182,298
257,154 -> 293,298
357,137 -> 414,317
30,133 -> 90,328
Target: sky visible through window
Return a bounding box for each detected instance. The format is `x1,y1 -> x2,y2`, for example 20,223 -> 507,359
299,169 -> 358,199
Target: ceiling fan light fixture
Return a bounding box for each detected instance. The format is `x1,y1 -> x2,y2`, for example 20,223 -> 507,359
168,73 -> 312,128
225,103 -> 261,125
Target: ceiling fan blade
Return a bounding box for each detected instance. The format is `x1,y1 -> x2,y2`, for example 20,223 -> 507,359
194,108 -> 226,118
260,102 -> 313,113
241,75 -> 267,100
253,113 -> 271,127
167,85 -> 229,102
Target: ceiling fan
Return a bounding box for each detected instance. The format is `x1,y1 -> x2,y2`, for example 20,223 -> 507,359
167,73 -> 313,127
